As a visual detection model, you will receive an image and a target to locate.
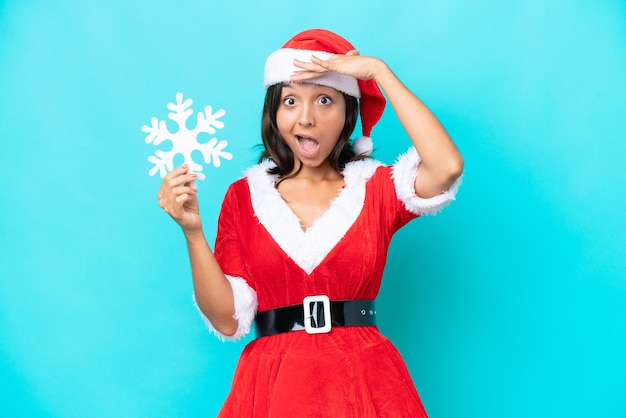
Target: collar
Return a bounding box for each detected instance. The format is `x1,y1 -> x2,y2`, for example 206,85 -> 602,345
245,159 -> 381,274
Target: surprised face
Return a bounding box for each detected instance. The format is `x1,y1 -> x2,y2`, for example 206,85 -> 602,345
276,82 -> 346,171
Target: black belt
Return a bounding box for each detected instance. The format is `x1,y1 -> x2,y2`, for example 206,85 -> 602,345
255,296 -> 376,337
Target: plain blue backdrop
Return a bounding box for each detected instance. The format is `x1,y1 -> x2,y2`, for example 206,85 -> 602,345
1,0 -> 625,417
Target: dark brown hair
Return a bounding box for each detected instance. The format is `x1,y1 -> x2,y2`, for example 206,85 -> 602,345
258,83 -> 363,179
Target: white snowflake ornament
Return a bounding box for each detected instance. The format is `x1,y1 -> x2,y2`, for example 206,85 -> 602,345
142,92 -> 233,182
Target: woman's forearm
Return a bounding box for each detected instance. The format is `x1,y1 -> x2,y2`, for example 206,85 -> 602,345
184,228 -> 239,336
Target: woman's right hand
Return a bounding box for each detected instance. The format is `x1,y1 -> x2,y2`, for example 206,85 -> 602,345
157,165 -> 202,232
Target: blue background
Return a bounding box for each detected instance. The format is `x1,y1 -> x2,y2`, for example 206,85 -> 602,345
1,0 -> 625,417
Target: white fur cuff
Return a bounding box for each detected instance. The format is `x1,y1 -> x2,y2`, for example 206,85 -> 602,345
392,147 -> 462,215
193,275 -> 258,342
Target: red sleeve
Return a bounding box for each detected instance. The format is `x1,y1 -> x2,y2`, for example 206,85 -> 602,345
370,165 -> 419,235
213,180 -> 254,290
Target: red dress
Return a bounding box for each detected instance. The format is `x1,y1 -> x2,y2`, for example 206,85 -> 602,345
199,149 -> 460,417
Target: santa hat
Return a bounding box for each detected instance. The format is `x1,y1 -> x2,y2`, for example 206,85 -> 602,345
263,28 -> 386,155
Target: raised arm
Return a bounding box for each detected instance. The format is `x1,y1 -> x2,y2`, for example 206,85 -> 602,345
293,52 -> 464,198
157,165 -> 238,336
371,60 -> 463,197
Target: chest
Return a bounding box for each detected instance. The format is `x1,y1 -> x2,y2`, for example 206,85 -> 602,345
276,179 -> 345,230
240,201 -> 392,307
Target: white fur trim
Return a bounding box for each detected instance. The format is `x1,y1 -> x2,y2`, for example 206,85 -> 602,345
246,159 -> 381,274
193,275 -> 258,342
264,48 -> 361,98
392,147 -> 462,215
352,136 -> 373,155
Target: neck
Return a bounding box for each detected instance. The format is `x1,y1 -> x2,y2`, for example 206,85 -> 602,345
287,160 -> 342,182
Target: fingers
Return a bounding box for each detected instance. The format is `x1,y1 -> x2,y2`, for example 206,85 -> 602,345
158,165 -> 195,195
296,50 -> 360,69
291,52 -> 376,82
158,184 -> 196,209
290,70 -> 325,82
165,165 -> 196,187
155,165 -> 203,231
157,165 -> 198,213
292,53 -> 349,74
292,58 -> 326,73
290,57 -> 336,82
172,187 -> 196,210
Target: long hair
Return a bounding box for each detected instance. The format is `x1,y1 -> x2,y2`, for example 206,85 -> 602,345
258,83 -> 363,179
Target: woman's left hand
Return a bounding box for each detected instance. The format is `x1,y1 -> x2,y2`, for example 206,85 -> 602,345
290,50 -> 384,82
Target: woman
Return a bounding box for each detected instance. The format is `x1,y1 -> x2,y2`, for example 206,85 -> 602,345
158,29 -> 463,417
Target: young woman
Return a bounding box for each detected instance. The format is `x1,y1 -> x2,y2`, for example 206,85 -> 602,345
158,29 -> 463,417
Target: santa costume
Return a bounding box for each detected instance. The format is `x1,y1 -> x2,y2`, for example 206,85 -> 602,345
196,29 -> 462,417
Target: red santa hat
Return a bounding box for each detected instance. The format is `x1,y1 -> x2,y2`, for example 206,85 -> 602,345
263,28 -> 386,155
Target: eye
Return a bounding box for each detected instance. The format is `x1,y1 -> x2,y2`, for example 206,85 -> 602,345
318,96 -> 332,105
283,97 -> 296,106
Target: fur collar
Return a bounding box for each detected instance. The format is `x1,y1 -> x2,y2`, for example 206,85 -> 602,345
245,159 -> 382,274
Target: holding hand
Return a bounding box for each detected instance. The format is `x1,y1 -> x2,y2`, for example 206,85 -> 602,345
157,165 -> 202,232
290,50 -> 386,83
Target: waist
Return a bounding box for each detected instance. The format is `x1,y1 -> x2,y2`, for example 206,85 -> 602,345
255,296 -> 376,338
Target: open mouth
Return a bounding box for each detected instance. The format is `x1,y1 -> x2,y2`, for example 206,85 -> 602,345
296,135 -> 319,157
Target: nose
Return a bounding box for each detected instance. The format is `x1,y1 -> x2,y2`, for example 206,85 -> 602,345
298,103 -> 315,127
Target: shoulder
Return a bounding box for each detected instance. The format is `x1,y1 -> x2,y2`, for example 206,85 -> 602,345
242,160 -> 278,194
342,158 -> 385,186
224,160 -> 275,194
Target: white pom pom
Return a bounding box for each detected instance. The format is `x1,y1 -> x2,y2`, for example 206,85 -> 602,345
353,136 -> 373,155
